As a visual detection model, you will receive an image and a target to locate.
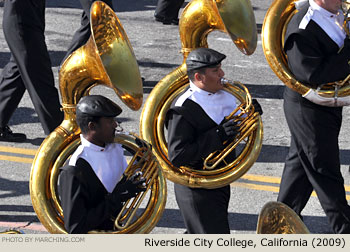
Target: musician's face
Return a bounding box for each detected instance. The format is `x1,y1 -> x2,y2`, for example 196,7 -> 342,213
317,0 -> 342,13
90,117 -> 117,146
195,64 -> 225,93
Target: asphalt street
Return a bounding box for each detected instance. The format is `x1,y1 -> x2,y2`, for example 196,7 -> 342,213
0,0 -> 349,234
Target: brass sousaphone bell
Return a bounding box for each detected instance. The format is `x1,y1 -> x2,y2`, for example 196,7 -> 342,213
30,1 -> 166,233
256,201 -> 310,234
140,0 -> 263,189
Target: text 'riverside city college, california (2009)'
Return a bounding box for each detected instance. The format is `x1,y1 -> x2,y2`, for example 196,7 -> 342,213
144,237 -> 347,249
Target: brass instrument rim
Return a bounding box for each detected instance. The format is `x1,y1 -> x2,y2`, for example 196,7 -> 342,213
50,135 -> 81,220
90,1 -> 143,110
0,229 -> 24,234
113,134 -> 166,233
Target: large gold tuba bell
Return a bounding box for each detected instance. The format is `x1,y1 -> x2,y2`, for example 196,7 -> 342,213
139,0 -> 263,189
262,0 -> 350,98
256,201 -> 310,234
29,1 -> 166,234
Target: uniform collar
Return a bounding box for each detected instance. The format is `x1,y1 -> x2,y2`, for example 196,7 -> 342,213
189,80 -> 215,96
309,0 -> 341,18
80,135 -> 109,152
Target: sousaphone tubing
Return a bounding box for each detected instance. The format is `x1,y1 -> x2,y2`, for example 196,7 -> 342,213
140,0 -> 263,189
30,1 -> 166,234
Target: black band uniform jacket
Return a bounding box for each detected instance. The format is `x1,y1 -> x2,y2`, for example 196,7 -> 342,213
58,135 -> 127,233
166,82 -> 238,233
278,0 -> 350,233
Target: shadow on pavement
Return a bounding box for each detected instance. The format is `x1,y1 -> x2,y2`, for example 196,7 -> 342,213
0,51 -> 67,68
0,178 -> 28,198
0,52 -> 10,68
0,205 -> 39,224
9,108 -> 39,126
27,138 -> 46,146
258,144 -> 350,165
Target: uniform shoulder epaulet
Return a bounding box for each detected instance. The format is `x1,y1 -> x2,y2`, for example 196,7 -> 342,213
166,99 -> 205,129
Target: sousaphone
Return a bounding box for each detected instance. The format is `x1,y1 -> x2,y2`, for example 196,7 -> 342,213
262,0 -> 350,100
29,1 -> 166,234
139,0 -> 263,189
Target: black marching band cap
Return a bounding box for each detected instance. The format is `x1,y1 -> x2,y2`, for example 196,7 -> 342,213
76,95 -> 122,118
186,48 -> 226,72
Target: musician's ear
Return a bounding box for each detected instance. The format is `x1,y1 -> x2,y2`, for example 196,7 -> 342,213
194,72 -> 204,82
87,121 -> 97,131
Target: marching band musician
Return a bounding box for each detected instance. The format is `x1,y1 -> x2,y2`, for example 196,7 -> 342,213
278,0 -> 350,233
165,48 -> 263,233
0,0 -> 63,142
58,95 -> 146,234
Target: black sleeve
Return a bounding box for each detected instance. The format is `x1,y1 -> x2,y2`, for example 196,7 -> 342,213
58,165 -> 122,234
79,0 -> 114,18
166,110 -> 224,168
285,33 -> 350,87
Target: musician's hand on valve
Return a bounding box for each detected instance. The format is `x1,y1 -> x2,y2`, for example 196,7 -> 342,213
218,120 -> 239,142
252,99 -> 263,115
111,171 -> 147,202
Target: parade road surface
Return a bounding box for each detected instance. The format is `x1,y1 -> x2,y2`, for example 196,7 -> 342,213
0,0 -> 349,234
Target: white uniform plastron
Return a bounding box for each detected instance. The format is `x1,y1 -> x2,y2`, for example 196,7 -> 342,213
300,0 -> 345,48
69,135 -> 128,193
175,81 -> 238,124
